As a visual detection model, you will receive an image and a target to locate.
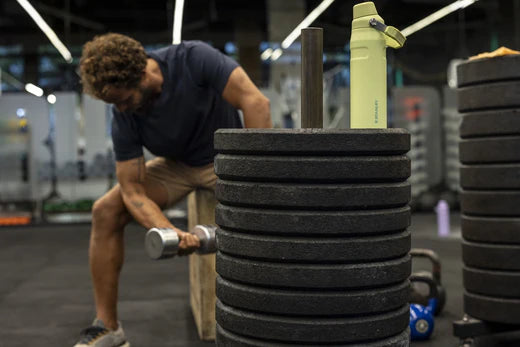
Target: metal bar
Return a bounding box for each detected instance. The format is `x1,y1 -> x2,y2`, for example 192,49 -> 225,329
1,69 -> 24,90
301,27 -> 323,128
453,316 -> 520,339
516,0 -> 520,50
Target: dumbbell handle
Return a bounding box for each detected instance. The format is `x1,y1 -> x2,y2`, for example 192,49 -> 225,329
145,225 -> 216,260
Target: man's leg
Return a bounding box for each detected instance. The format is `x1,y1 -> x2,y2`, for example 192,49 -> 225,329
89,176 -> 170,330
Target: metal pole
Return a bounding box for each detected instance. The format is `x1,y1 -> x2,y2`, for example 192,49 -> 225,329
515,0 -> 520,50
301,27 -> 323,128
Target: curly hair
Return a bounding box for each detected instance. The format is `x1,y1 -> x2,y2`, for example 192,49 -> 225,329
80,33 -> 147,100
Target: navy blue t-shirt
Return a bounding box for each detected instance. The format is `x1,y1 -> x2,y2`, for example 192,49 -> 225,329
111,41 -> 242,166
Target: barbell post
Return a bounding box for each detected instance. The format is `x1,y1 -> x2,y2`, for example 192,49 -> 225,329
301,27 -> 323,129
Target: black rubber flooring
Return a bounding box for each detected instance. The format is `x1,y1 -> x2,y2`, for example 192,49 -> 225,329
0,212 -> 514,346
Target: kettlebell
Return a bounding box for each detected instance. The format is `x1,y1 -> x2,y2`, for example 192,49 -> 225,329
410,248 -> 446,316
410,299 -> 436,340
410,274 -> 437,341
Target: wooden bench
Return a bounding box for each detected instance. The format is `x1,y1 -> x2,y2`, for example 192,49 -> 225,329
187,189 -> 217,341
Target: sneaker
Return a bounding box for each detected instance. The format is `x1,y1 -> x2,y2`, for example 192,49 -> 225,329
73,319 -> 130,347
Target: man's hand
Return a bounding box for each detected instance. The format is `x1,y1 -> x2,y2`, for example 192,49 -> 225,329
116,157 -> 199,255
176,229 -> 201,256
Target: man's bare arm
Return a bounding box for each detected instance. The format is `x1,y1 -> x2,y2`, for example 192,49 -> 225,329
116,157 -> 199,253
116,157 -> 172,230
222,67 -> 272,128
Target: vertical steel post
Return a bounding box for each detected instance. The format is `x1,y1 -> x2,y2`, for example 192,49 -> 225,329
301,27 -> 323,128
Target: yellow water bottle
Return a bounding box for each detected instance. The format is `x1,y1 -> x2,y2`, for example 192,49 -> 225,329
350,1 -> 406,128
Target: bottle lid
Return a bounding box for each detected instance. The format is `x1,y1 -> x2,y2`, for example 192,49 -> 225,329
353,2 -> 378,19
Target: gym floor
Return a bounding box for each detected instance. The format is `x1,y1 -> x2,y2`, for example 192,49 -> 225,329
0,213 -> 505,347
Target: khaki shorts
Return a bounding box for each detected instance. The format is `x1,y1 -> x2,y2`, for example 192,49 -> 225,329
145,157 -> 217,206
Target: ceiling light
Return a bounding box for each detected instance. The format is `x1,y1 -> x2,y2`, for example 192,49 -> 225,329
172,0 -> 185,44
16,0 -> 73,63
16,108 -> 26,118
261,48 -> 273,61
25,83 -> 44,97
401,0 -> 478,37
281,0 -> 335,49
271,48 -> 283,61
47,94 -> 57,104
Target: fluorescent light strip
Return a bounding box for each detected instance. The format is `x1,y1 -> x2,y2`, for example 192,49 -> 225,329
271,48 -> 283,61
261,48 -> 273,61
47,94 -> 57,104
172,0 -> 185,44
16,0 -> 72,63
401,0 -> 478,37
281,0 -> 335,49
25,83 -> 44,97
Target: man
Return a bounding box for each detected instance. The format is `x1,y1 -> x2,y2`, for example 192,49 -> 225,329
74,33 -> 271,347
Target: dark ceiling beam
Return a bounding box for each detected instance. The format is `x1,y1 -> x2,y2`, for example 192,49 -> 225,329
0,30 -> 234,54
34,2 -> 106,31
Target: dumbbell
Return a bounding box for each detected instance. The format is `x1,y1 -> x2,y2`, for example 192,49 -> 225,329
145,225 -> 217,260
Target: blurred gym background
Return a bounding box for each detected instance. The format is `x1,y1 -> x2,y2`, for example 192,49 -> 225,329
0,0 -> 517,225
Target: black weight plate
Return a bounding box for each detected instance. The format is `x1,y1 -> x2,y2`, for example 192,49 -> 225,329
216,180 -> 411,210
457,55 -> 520,87
459,136 -> 520,164
216,276 -> 410,316
216,324 -> 410,347
216,204 -> 411,236
464,266 -> 520,297
216,300 -> 409,344
462,215 -> 520,243
458,81 -> 520,112
465,291 -> 520,324
214,128 -> 410,155
460,190 -> 520,217
463,240 -> 520,271
460,109 -> 520,138
216,228 -> 410,262
460,164 -> 520,189
215,155 -> 410,183
216,252 -> 411,289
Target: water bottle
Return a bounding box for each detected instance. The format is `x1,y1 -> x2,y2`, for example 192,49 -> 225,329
435,200 -> 451,237
350,1 -> 406,128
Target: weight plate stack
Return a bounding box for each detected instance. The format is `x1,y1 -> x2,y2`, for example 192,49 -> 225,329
458,55 -> 520,324
214,129 -> 411,345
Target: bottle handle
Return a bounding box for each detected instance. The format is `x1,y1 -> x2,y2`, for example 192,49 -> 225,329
369,18 -> 406,49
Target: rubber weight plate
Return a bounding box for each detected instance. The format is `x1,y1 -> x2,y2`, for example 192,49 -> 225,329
458,81 -> 520,112
457,55 -> 520,87
460,190 -> 520,216
460,109 -> 520,138
216,252 -> 411,289
462,215 -> 520,243
216,180 -> 411,210
459,136 -> 520,164
216,324 -> 410,347
216,276 -> 410,316
460,164 -> 520,189
216,300 -> 409,344
216,228 -> 410,262
214,128 -> 410,155
215,155 -> 410,183
216,204 -> 411,236
465,291 -> 520,324
463,240 -> 520,270
464,266 -> 520,297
